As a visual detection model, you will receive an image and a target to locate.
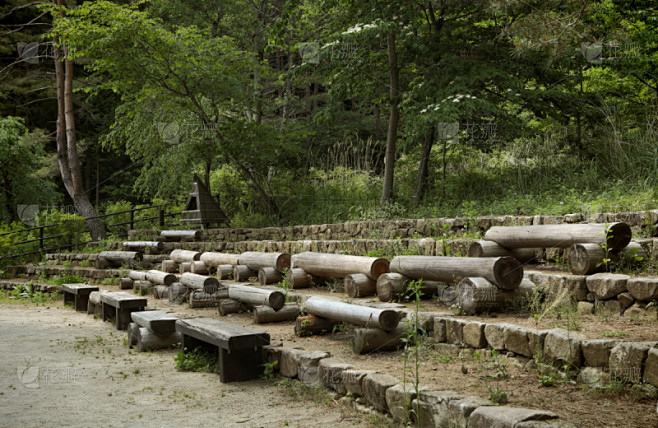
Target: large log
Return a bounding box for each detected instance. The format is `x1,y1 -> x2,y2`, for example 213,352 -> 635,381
161,259 -> 178,273
217,264 -> 233,280
218,298 -> 250,316
258,267 -> 283,285
303,296 -> 400,330
287,268 -> 311,289
168,282 -> 188,304
119,278 -> 133,290
179,262 -> 192,273
344,273 -> 377,298
233,264 -> 257,282
292,252 -> 390,280
484,222 -> 632,250
468,241 -> 536,263
442,277 -> 538,315
569,242 -> 647,275
135,327 -> 182,352
128,270 -> 148,281
122,241 -> 163,252
189,289 -> 229,308
228,284 -> 285,310
389,256 -> 523,290
294,314 -> 340,337
376,273 -> 443,302
94,257 -> 111,269
180,272 -> 221,294
146,269 -> 177,286
238,251 -> 291,273
99,251 -> 143,262
352,326 -> 407,354
199,252 -> 240,267
190,261 -> 209,275
170,249 -> 201,263
253,303 -> 300,324
161,230 -> 201,241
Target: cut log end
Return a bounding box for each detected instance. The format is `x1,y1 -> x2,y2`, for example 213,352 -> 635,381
492,257 -> 523,290
377,310 -> 401,331
370,258 -> 391,279
606,222 -> 632,250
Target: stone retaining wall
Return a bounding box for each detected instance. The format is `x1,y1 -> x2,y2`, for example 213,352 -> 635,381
128,210 -> 658,242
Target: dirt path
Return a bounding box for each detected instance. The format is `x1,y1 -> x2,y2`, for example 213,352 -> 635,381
0,304 -> 366,428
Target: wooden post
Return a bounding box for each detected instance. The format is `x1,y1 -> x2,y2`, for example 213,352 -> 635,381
352,326 -> 407,354
146,269 -> 177,286
303,296 -> 400,330
292,252 -> 390,280
170,249 -> 201,263
484,222 -> 632,250
199,252 -> 239,267
129,210 -> 134,230
180,272 -> 221,294
238,251 -> 291,272
158,208 -> 164,227
389,255 -> 523,290
39,226 -> 44,251
344,273 -> 377,298
258,267 -> 283,285
568,243 -> 607,275
217,264 -> 233,280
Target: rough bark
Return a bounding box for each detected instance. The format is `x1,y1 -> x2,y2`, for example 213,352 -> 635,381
380,30 -> 400,205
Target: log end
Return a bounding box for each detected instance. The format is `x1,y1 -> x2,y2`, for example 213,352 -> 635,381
377,310 -> 400,330
492,256 -> 523,290
468,241 -> 484,258
276,253 -> 292,272
268,291 -> 286,311
370,258 -> 391,279
607,222 -> 632,250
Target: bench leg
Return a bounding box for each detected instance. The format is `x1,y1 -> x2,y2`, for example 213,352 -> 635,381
101,302 -> 113,323
116,307 -> 144,330
74,294 -> 90,312
63,292 -> 74,307
219,347 -> 264,383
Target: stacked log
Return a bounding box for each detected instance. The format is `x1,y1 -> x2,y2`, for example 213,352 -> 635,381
344,273 -> 377,298
161,260 -> 178,273
146,270 -> 176,286
287,268 -> 311,289
122,241 -> 163,252
375,273 -> 444,302
228,284 -> 285,310
292,252 -> 389,280
128,271 -> 148,281
168,283 -> 189,304
233,264 -> 257,282
190,261 -> 209,275
161,230 -> 201,241
180,272 -> 221,294
238,251 -> 291,273
199,252 -> 239,268
179,262 -> 192,273
153,285 -> 168,299
568,242 -> 647,275
303,296 -> 400,330
484,222 -> 632,250
218,299 -> 250,316
294,314 -> 340,337
97,251 -> 142,268
468,241 -> 536,263
352,326 -> 407,354
119,278 -> 133,290
189,289 -> 228,308
389,256 -> 523,290
253,303 -> 300,323
441,277 -> 538,315
133,280 -> 153,295
258,267 -> 283,285
217,264 -> 233,280
170,249 -> 201,263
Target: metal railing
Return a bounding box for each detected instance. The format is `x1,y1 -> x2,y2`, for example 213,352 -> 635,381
0,202 -> 182,261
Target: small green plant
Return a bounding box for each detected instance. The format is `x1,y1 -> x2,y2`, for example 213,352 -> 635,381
487,385 -> 508,405
601,331 -> 628,338
174,347 -> 219,373
261,360 -> 278,380
538,374 -> 555,387
79,260 -> 92,268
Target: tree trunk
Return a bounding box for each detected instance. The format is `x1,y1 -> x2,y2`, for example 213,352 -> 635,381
190,261 -> 209,275
161,230 -> 201,241
238,251 -> 291,272
442,277 -> 538,315
414,127 -> 434,203
292,252 -> 390,280
468,241 -> 536,263
484,222 -> 632,250
161,260 -> 178,273
233,264 -> 257,282
380,30 -> 399,205
199,252 -> 239,267
217,264 -> 233,280
170,249 -> 201,263
303,296 -> 400,330
390,256 -> 523,290
258,267 -> 283,285
145,269 -> 176,286
228,284 -> 285,310
53,10 -> 106,241
286,268 -> 311,289
180,272 -> 221,293
352,326 -> 407,354
218,298 -> 250,316
189,290 -> 228,308
128,271 -> 148,281
294,314 -> 340,337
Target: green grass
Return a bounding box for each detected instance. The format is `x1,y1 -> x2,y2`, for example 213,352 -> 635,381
174,347 -> 219,373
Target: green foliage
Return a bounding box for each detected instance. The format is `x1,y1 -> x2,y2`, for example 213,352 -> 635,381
261,360 -> 278,381
174,347 -> 219,373
487,385 -> 509,405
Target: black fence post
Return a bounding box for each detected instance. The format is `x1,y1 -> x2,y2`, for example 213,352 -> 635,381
130,210 -> 135,230
39,226 -> 44,251
159,208 -> 165,227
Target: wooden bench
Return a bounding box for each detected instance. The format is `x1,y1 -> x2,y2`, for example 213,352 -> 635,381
61,284 -> 99,312
129,311 -> 181,351
100,292 -> 147,330
175,318 -> 270,382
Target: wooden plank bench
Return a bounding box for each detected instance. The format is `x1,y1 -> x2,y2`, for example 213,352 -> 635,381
175,318 -> 270,382
100,292 -> 147,330
131,311 -> 178,335
60,283 -> 99,312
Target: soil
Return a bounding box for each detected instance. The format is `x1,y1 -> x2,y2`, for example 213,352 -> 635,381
2,276 -> 658,428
